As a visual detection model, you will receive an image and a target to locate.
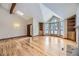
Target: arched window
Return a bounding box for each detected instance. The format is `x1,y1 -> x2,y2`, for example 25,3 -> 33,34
44,16 -> 64,36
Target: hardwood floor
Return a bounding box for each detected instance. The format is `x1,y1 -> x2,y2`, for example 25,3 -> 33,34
0,36 -> 77,56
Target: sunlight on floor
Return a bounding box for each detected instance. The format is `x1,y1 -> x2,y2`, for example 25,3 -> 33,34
0,36 -> 77,56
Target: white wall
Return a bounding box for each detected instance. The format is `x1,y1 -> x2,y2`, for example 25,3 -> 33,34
16,3 -> 43,36
0,3 -> 43,37
0,7 -> 32,39
76,4 -> 79,47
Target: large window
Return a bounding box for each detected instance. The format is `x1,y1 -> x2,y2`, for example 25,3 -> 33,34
44,16 -> 64,36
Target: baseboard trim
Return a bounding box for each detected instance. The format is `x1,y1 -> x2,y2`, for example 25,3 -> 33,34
0,35 -> 27,40
32,35 -> 39,37
0,35 -> 76,42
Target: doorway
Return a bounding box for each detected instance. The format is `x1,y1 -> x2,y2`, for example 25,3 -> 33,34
27,24 -> 32,37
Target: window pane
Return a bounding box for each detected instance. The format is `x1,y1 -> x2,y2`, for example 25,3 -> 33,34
44,24 -> 49,35
50,24 -> 54,34
60,21 -> 64,35
54,31 -> 57,34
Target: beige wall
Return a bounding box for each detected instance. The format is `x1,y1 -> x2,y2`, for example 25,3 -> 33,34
0,7 -> 32,39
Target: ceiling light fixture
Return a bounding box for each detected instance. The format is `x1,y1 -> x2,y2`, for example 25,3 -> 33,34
15,10 -> 24,16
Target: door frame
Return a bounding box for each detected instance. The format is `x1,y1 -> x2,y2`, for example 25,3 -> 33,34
27,24 -> 33,37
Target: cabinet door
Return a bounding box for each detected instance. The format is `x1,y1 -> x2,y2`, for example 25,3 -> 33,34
68,31 -> 76,41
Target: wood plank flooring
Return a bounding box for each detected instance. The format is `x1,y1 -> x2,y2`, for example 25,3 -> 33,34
0,36 -> 77,56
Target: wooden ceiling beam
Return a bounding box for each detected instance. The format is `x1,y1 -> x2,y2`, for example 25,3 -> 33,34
10,3 -> 16,14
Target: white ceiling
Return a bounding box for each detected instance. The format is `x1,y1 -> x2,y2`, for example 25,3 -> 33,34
15,3 -> 43,22
43,3 -> 77,19
0,3 -> 11,11
0,3 -> 78,21
0,3 -> 43,21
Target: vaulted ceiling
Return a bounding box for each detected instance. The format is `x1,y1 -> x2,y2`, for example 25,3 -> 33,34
16,3 -> 43,22
43,3 -> 77,19
0,3 -> 78,22
0,3 -> 43,22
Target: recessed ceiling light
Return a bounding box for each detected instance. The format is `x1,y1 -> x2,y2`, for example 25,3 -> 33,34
15,10 -> 24,16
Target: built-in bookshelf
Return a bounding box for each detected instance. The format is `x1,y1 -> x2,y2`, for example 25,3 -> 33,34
67,15 -> 76,41
39,23 -> 44,35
